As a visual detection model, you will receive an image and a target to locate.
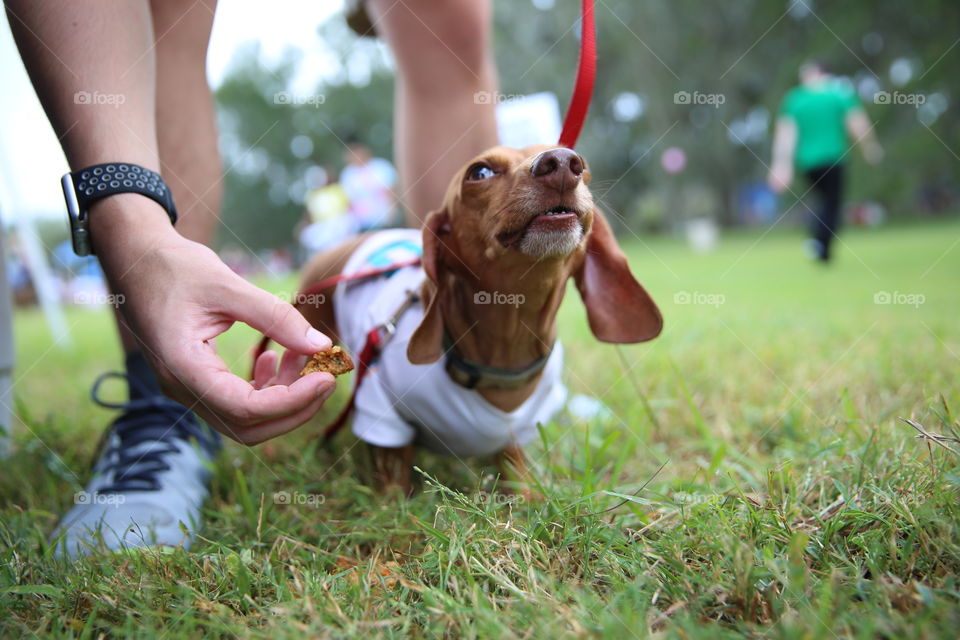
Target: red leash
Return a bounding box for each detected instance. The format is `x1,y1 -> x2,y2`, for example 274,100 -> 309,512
558,0 -> 596,149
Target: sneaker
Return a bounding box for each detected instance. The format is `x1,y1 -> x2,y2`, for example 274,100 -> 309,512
51,372 -> 221,557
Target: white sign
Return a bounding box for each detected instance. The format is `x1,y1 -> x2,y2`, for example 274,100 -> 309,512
495,92 -> 563,149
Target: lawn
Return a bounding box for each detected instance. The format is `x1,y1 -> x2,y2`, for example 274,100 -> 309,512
1,219 -> 958,638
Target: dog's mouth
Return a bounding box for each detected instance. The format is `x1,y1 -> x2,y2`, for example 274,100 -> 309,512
496,205 -> 583,248
533,205 -> 580,223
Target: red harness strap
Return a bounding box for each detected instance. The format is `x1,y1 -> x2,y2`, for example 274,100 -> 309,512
298,257 -> 423,305
557,0 -> 597,149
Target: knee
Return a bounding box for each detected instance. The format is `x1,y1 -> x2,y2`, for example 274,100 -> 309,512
409,0 -> 491,71
151,0 -> 216,66
372,0 -> 494,90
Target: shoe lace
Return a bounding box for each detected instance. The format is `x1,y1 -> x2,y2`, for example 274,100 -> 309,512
90,372 -> 221,493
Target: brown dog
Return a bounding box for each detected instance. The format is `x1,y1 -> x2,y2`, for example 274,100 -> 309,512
299,145 -> 662,495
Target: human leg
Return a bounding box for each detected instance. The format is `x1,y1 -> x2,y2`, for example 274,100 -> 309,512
805,164 -> 844,262
366,0 -> 499,226
52,0 -> 223,556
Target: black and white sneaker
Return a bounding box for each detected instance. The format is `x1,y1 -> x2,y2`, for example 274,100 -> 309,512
52,372 -> 221,557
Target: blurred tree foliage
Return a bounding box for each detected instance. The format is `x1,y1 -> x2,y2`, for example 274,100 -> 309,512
215,0 -> 958,251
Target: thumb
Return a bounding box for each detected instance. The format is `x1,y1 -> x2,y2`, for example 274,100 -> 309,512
226,279 -> 332,355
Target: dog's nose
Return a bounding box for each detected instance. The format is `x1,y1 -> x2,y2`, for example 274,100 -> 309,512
531,148 -> 584,191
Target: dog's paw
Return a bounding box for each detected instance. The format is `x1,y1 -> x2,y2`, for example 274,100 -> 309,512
378,481 -> 414,499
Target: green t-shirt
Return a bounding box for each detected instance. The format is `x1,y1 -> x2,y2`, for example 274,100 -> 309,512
779,80 -> 860,171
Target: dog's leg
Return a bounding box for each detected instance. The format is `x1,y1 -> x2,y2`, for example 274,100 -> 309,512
369,444 -> 415,496
497,444 -> 541,502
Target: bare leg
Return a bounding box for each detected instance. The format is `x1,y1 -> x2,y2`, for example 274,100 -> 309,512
367,0 -> 499,226
151,0 -> 221,245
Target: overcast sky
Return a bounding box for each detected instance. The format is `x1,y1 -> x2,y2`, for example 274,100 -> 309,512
0,0 -> 345,222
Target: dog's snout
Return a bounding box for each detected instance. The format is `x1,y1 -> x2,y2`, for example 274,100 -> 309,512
531,148 -> 584,191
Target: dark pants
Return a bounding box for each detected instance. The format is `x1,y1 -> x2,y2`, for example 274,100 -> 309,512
804,163 -> 845,261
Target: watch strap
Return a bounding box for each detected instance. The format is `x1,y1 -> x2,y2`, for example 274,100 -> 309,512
68,163 -> 178,225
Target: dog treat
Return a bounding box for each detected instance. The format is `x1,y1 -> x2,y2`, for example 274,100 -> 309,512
300,346 -> 355,377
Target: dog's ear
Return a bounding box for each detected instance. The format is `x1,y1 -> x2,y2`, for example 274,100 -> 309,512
574,209 -> 663,343
407,210 -> 450,364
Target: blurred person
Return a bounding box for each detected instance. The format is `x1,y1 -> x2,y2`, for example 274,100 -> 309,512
297,170 -> 354,259
768,60 -> 883,262
340,142 -> 397,232
6,0 -> 498,556
263,247 -> 293,276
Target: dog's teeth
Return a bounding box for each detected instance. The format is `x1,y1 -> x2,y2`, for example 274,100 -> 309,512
541,208 -> 574,217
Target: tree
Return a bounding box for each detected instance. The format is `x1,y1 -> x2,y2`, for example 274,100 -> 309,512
214,0 -> 959,252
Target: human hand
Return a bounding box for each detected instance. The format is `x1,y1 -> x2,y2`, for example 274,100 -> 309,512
767,164 -> 793,194
93,197 -> 336,445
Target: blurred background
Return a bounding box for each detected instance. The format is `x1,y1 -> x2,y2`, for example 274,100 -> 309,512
0,0 -> 956,312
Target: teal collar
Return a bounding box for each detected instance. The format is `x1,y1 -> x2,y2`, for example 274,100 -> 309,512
442,332 -> 554,390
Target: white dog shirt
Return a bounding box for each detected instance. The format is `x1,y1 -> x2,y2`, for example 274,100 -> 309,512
332,229 -> 568,458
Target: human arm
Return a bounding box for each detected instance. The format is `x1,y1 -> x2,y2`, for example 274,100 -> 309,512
846,107 -> 884,165
5,0 -> 335,444
767,116 -> 797,194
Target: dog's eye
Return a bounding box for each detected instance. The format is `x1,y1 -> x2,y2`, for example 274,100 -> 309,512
465,163 -> 497,182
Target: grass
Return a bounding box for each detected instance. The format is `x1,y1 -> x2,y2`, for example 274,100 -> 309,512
2,218 -> 959,638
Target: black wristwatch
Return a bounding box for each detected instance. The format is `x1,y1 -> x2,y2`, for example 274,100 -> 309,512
61,162 -> 178,256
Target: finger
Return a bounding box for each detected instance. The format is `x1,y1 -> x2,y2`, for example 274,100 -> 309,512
274,348 -> 308,386
222,279 -> 332,356
253,350 -> 279,388
225,384 -> 337,445
209,369 -> 335,426
166,344 -> 336,426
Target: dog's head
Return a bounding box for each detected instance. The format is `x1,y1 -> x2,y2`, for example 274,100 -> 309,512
408,145 -> 662,364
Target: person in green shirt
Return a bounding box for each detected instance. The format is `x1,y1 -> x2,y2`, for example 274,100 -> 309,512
768,61 -> 883,262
